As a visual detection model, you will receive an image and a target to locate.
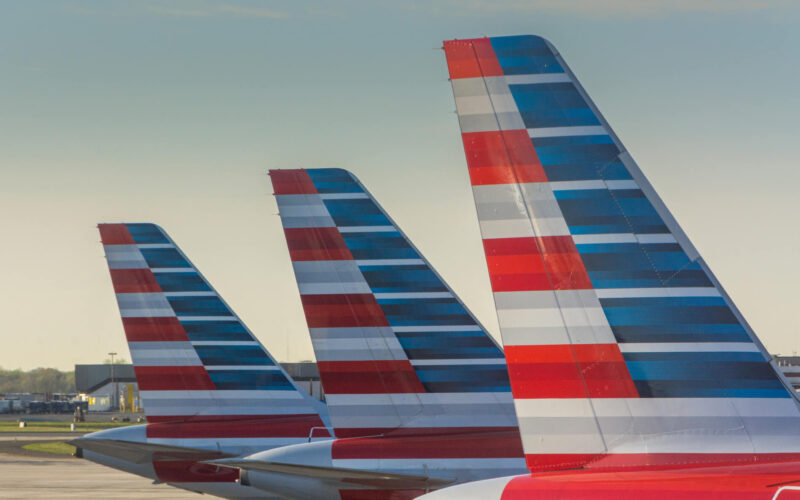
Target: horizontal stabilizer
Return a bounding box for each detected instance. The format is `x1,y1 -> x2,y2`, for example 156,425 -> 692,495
206,458 -> 455,489
69,438 -> 236,464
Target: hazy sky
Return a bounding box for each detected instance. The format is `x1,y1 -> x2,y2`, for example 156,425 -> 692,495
1,1 -> 799,370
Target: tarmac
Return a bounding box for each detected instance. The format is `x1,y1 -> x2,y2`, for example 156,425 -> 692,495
0,447 -> 198,499
0,413 -> 200,498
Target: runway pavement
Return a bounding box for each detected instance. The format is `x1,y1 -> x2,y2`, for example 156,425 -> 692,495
0,453 -> 198,499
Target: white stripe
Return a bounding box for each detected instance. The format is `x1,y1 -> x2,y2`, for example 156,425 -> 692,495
414,476 -> 513,500
354,259 -> 425,266
498,306 -> 608,329
129,349 -> 201,367
595,287 -> 720,298
176,315 -> 239,321
605,180 -> 639,190
312,337 -> 406,362
636,233 -> 678,244
190,341 -> 259,346
318,193 -> 368,200
162,291 -> 216,297
618,342 -> 760,353
513,398 -> 800,418
548,180 -> 605,191
373,292 -> 453,299
204,365 -> 281,371
337,226 -> 396,233
546,180 -> 638,191
392,325 -> 482,332
572,233 -> 637,244
277,204 -> 331,218
504,73 -> 570,85
570,233 -> 677,245
455,94 -> 518,115
136,244 -> 174,249
409,359 -> 506,366
528,125 -> 607,138
150,268 -> 196,273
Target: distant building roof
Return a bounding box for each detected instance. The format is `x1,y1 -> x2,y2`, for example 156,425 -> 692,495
75,364 -> 136,393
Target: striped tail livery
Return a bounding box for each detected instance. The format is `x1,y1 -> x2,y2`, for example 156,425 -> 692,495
418,34 -> 800,500
74,223 -> 330,498
213,169 -> 527,499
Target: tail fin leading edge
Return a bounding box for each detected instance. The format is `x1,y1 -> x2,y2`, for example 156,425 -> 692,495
443,35 -> 800,472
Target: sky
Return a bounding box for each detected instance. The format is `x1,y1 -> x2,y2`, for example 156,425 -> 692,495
1,0 -> 799,371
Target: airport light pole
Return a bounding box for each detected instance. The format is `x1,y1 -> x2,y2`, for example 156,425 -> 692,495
108,352 -> 117,412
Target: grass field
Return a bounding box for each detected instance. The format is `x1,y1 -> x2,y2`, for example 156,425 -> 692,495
21,441 -> 76,455
0,421 -> 136,433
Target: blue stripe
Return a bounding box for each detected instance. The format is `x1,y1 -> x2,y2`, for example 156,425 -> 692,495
194,345 -> 273,366
153,272 -> 211,292
601,296 -> 727,307
490,34 -> 550,52
510,83 -> 588,111
322,198 -> 392,227
359,265 -> 448,294
167,296 -> 232,316
518,108 -> 599,129
611,325 -> 750,343
180,320 -> 253,342
140,248 -> 191,268
307,168 -> 363,194
126,224 -> 170,244
340,232 -> 420,260
623,352 -> 766,362
634,380 -> 789,398
396,330 -> 504,360
414,365 -> 511,393
208,370 -> 292,390
376,298 -> 474,326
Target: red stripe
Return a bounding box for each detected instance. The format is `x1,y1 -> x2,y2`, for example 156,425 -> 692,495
463,130 -> 547,185
484,236 -> 592,292
505,344 -> 638,398
98,223 -> 135,245
121,317 -> 188,342
146,414 -> 329,438
109,268 -> 161,293
331,427 -> 522,459
134,366 -> 215,391
269,169 -> 318,195
524,452 -> 800,473
284,227 -> 353,261
443,38 -> 503,79
153,461 -> 238,483
301,294 -> 389,328
318,360 -> 425,394
500,462 -> 800,500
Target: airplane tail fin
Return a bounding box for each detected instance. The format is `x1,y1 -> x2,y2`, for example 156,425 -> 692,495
443,35 -> 800,472
98,223 -> 328,435
271,169 -> 519,439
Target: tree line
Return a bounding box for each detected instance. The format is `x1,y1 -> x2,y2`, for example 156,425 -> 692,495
0,368 -> 76,394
